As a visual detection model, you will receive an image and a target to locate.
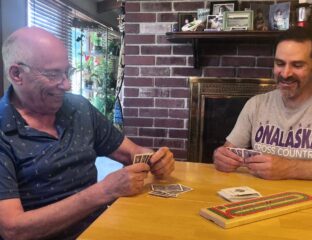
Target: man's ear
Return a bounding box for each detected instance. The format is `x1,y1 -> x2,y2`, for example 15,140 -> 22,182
8,65 -> 23,85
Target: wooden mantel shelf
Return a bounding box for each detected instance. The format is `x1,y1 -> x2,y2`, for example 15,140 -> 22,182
165,31 -> 282,68
166,31 -> 281,42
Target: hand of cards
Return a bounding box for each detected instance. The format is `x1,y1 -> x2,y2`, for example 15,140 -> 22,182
227,147 -> 261,161
133,152 -> 154,164
149,184 -> 193,198
218,186 -> 262,202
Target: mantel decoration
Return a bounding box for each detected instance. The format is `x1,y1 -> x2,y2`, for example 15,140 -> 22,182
223,10 -> 254,31
175,0 -> 296,33
210,1 -> 238,15
269,2 -> 291,30
178,12 -> 198,31
205,15 -> 223,31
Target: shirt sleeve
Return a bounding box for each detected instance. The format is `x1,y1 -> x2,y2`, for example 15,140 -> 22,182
226,96 -> 256,148
88,102 -> 125,156
0,140 -> 20,200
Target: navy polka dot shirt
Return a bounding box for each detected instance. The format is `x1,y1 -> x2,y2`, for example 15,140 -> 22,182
0,86 -> 124,239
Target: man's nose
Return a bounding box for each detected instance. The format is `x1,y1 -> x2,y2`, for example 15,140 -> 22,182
280,65 -> 293,78
57,74 -> 72,91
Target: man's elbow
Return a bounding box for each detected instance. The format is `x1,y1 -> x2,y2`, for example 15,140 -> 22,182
0,222 -> 28,240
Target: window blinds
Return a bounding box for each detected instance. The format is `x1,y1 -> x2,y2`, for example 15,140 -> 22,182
28,0 -> 73,58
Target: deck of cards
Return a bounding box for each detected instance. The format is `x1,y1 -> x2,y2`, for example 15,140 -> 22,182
218,186 -> 262,202
227,147 -> 261,161
149,184 -> 193,198
133,152 -> 154,164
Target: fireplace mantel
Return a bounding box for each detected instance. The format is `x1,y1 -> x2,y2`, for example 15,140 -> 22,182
166,31 -> 281,42
166,31 -> 281,68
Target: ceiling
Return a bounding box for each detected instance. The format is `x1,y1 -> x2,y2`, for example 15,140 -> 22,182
64,0 -> 121,31
96,0 -> 121,30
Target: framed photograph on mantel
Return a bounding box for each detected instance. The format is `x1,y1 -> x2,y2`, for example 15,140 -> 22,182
240,1 -> 270,31
223,10 -> 254,31
178,12 -> 197,31
210,1 -> 238,15
206,15 -> 223,31
269,2 -> 291,30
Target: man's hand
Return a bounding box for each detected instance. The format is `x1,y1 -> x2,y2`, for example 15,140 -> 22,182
101,163 -> 150,201
149,147 -> 175,178
213,146 -> 243,172
245,154 -> 296,180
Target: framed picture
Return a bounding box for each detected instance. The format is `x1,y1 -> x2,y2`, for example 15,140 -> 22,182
241,1 -> 270,31
197,8 -> 210,22
223,10 -> 254,31
205,15 -> 223,31
269,2 -> 291,30
178,12 -> 197,31
210,1 -> 238,15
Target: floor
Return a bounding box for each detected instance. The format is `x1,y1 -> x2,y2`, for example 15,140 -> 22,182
95,157 -> 123,181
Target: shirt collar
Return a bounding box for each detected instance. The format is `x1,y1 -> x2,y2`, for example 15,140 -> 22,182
0,86 -> 76,134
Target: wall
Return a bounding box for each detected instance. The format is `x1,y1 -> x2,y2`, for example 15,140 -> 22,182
123,0 -> 276,161
1,0 -> 27,92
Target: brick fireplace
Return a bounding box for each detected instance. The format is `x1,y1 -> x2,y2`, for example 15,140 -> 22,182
123,0 -> 276,161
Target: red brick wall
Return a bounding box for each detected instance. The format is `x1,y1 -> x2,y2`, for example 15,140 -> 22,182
123,0 -> 275,160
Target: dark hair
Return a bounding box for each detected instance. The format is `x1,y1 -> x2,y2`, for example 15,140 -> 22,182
276,26 -> 312,57
277,26 -> 312,43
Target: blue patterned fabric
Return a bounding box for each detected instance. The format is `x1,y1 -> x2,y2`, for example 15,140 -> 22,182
0,86 -> 124,239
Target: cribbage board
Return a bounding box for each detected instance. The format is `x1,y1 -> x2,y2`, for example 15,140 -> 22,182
200,192 -> 312,229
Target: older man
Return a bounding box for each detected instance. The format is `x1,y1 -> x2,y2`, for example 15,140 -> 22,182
0,27 -> 174,240
214,26 -> 312,180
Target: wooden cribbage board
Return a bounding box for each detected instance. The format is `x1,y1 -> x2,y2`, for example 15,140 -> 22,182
200,192 -> 312,229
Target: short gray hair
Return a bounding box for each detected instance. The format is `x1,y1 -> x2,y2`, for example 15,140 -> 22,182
2,33 -> 32,82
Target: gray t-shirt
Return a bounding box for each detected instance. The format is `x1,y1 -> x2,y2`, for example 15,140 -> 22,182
227,89 -> 312,159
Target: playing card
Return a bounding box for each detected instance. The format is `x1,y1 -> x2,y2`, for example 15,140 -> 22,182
218,186 -> 262,202
148,190 -> 177,198
149,184 -> 193,198
180,185 -> 193,193
151,184 -> 183,192
143,152 -> 154,163
243,149 -> 261,158
133,152 -> 154,164
227,147 -> 261,160
227,147 -> 242,157
133,154 -> 142,164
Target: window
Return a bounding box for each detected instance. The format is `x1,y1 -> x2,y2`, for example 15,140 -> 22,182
28,0 -> 73,60
27,0 -> 121,119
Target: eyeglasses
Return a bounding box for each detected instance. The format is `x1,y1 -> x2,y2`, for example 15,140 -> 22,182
17,62 -> 76,83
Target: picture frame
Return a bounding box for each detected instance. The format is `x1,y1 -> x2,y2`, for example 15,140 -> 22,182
223,10 -> 254,31
241,1 -> 271,31
269,2 -> 291,30
205,15 -> 223,31
210,1 -> 238,15
197,8 -> 210,22
178,12 -> 197,31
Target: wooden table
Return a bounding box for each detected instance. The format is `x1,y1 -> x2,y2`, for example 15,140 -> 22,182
79,162 -> 312,240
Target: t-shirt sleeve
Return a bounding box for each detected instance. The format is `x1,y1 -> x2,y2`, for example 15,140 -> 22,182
226,96 -> 257,148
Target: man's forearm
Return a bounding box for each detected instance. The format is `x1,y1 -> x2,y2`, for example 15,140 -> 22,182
0,181 -> 113,240
109,137 -> 153,166
288,158 -> 312,180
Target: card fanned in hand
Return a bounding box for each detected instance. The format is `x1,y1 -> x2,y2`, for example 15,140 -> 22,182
200,192 -> 312,229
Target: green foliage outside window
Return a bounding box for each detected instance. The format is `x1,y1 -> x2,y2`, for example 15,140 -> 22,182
72,29 -> 120,121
